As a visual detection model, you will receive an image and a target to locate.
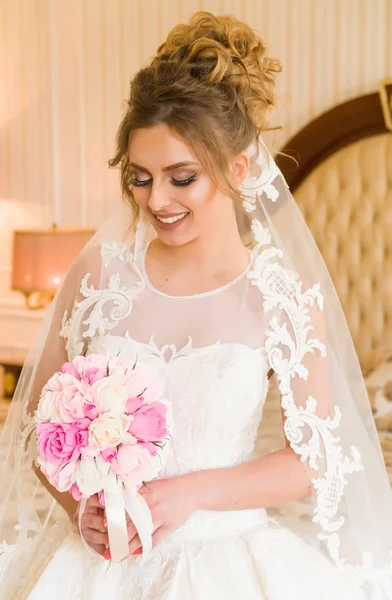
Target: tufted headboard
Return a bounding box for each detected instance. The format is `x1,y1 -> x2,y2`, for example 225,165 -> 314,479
276,88 -> 392,372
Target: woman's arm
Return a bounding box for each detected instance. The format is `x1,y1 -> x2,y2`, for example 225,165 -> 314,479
193,368 -> 312,512
127,447 -> 312,556
33,465 -> 77,520
195,446 -> 312,512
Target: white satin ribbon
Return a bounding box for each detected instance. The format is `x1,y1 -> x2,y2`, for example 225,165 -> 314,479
123,486 -> 154,561
78,481 -> 154,564
104,479 -> 129,563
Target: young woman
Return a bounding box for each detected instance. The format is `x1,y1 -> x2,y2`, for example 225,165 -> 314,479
0,11 -> 391,600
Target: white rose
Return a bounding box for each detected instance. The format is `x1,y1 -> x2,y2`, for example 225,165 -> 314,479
35,391 -> 59,423
92,376 -> 128,415
122,431 -> 138,445
75,455 -> 108,497
89,413 -> 131,450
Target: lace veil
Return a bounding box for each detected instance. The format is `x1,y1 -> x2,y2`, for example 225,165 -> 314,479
0,136 -> 391,599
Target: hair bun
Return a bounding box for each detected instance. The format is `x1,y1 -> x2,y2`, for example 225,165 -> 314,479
152,11 -> 282,128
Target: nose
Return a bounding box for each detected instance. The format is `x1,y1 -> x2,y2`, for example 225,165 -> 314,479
147,180 -> 172,213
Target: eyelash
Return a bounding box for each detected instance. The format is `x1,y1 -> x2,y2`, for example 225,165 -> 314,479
130,174 -> 198,188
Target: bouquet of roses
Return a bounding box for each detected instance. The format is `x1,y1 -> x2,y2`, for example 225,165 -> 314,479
34,353 -> 169,563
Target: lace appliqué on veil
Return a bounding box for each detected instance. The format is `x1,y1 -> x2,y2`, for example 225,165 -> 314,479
246,221 -> 383,577
60,242 -> 145,360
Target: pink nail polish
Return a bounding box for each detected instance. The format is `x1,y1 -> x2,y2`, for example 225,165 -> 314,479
103,519 -> 107,528
132,548 -> 142,555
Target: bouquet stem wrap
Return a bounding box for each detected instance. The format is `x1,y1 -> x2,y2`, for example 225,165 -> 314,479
79,478 -> 154,563
103,479 -> 129,562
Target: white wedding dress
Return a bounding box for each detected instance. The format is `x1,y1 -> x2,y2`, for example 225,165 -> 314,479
6,336 -> 364,600
0,239 -> 367,599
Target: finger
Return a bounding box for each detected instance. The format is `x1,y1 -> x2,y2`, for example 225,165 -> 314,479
83,503 -> 104,519
81,513 -> 107,532
126,520 -> 137,542
85,494 -> 102,512
128,526 -> 165,556
84,504 -> 98,515
138,487 -> 154,500
81,528 -> 109,547
127,511 -> 162,546
80,507 -> 105,523
127,533 -> 141,555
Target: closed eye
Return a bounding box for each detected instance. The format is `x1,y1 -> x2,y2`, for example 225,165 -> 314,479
172,174 -> 198,186
131,174 -> 198,187
131,177 -> 151,187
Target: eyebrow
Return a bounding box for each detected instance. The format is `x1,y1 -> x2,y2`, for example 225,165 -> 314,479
128,161 -> 199,173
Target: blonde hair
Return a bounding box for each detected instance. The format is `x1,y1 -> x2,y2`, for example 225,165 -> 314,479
108,11 -> 282,215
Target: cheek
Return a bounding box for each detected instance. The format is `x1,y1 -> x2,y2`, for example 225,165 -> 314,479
131,188 -> 149,211
181,178 -> 217,213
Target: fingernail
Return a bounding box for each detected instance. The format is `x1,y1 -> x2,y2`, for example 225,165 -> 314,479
103,519 -> 107,528
104,549 -> 111,560
132,548 -> 142,555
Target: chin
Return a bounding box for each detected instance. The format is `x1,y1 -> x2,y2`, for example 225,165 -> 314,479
151,216 -> 197,247
155,230 -> 195,247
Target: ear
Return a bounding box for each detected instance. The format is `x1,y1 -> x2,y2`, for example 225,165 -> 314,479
231,152 -> 250,187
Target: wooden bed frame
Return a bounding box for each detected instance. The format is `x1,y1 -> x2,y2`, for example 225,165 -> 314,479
276,85 -> 392,193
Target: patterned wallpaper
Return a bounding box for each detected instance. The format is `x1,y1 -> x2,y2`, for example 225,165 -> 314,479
0,0 -> 391,337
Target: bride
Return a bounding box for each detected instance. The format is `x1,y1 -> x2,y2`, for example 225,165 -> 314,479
0,11 -> 391,600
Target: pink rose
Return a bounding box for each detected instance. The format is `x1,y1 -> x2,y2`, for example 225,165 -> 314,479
111,444 -> 152,488
84,403 -> 99,420
38,459 -> 77,492
37,419 -> 90,465
81,367 -> 106,385
56,381 -> 91,423
107,356 -> 136,381
123,367 -> 163,402
101,447 -> 117,462
39,373 -> 90,424
126,396 -> 144,414
137,441 -> 158,457
129,402 -> 167,443
70,482 -> 83,501
42,372 -> 64,394
72,354 -> 110,380
61,362 -> 79,379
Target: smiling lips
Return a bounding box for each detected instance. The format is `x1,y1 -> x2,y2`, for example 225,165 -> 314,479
155,212 -> 189,224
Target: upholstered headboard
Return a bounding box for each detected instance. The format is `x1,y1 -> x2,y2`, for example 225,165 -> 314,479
276,88 -> 392,372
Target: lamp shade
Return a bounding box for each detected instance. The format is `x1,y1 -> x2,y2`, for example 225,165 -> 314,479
12,228 -> 95,294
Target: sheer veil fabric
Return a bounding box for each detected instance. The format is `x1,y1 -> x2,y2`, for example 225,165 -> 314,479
0,137 -> 391,599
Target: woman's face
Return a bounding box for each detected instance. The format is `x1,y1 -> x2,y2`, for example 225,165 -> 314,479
127,123 -> 248,247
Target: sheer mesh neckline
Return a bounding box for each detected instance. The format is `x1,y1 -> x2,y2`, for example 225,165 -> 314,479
140,243 -> 253,300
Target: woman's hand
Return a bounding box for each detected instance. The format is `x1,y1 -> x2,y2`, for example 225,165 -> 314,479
72,494 -> 108,557
124,472 -> 206,558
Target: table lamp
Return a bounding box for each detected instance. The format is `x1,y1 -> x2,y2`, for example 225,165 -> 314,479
11,225 -> 95,309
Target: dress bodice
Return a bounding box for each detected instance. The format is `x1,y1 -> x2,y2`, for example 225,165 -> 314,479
88,334 -> 270,477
